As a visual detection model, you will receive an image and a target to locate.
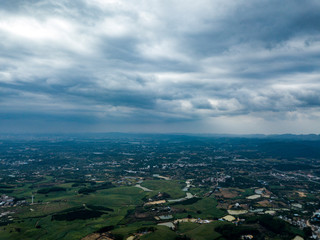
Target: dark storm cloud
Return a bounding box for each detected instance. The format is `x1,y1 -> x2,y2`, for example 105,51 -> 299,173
0,0 -> 320,133
192,1 -> 320,47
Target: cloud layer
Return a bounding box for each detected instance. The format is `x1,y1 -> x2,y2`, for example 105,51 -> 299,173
1,0 -> 320,133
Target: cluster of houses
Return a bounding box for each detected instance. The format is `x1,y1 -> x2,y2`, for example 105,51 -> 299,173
0,194 -> 27,208
0,194 -> 14,207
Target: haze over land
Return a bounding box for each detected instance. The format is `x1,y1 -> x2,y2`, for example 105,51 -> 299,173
0,0 -> 320,134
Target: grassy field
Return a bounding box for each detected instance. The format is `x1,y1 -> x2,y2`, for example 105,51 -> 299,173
177,222 -> 224,240
141,226 -> 177,240
0,178 -> 305,240
188,185 -> 213,197
0,184 -> 149,240
140,180 -> 186,199
170,196 -> 226,219
2,180 -> 227,239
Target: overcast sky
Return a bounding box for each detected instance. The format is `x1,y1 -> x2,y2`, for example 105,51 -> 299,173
0,0 -> 320,134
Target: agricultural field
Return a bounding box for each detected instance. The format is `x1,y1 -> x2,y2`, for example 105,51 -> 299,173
0,183 -> 149,239
140,180 -> 186,199
0,134 -> 319,239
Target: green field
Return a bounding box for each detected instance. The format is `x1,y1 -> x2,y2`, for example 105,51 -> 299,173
170,197 -> 226,219
0,179 -> 304,240
0,180 -> 194,239
141,226 -> 177,240
140,180 -> 186,199
177,222 -> 224,240
0,183 -> 150,240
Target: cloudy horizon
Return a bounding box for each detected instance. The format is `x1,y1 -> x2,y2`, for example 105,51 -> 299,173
1,0 -> 320,134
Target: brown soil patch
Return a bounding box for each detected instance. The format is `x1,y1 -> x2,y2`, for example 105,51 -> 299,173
135,212 -> 149,218
219,188 -> 240,198
257,200 -> 271,207
296,191 -> 307,197
81,233 -> 114,240
217,202 -> 229,209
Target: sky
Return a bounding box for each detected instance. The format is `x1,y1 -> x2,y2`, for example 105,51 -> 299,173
0,0 -> 320,134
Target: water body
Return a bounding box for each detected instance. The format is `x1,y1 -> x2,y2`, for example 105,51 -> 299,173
168,180 -> 194,202
167,192 -> 194,202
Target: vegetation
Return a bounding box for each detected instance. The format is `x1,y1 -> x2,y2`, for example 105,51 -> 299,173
141,180 -> 185,199
86,205 -> 114,212
52,209 -> 105,221
78,182 -> 115,194
215,224 -> 260,240
170,197 -> 201,205
0,134 -> 318,239
37,187 -> 66,194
